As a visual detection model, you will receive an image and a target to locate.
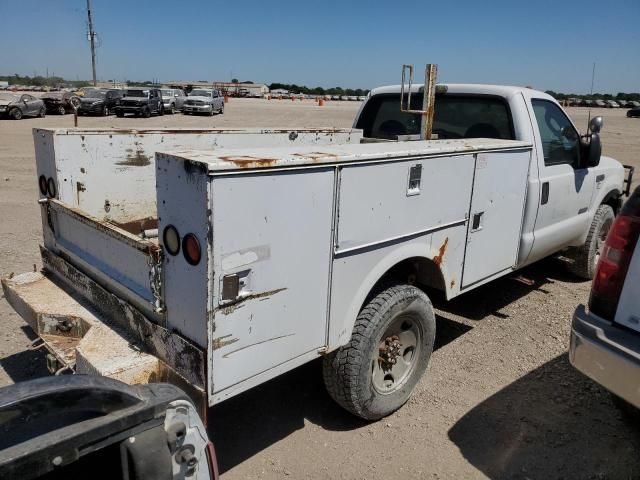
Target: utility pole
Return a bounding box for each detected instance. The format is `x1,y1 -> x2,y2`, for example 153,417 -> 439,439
87,0 -> 97,86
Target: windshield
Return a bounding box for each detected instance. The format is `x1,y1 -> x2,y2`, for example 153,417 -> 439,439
189,89 -> 212,97
161,89 -> 173,96
355,93 -> 514,140
125,90 -> 148,97
85,90 -> 107,99
0,93 -> 18,101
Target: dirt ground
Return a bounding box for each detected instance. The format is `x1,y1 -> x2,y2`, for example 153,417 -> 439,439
1,99 -> 639,479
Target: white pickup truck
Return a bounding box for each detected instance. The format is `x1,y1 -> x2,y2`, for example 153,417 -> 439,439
2,82 -> 634,421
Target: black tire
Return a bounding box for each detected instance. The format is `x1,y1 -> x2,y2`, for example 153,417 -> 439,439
158,104 -> 164,116
142,107 -> 151,118
567,204 -> 615,279
38,107 -> 46,118
116,110 -> 124,118
168,103 -> 175,114
57,105 -> 66,115
323,284 -> 436,420
219,103 -> 224,114
208,105 -> 215,116
9,108 -> 23,120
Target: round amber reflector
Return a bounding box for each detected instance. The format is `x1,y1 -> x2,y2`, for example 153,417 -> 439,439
38,175 -> 48,195
162,225 -> 180,256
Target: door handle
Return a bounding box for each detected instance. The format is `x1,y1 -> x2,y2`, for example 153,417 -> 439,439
541,182 -> 549,205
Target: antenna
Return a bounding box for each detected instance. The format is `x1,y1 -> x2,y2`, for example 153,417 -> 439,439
86,0 -> 97,86
586,62 -> 595,133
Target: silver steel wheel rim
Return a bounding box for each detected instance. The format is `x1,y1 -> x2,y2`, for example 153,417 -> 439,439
594,217 -> 613,268
372,313 -> 421,394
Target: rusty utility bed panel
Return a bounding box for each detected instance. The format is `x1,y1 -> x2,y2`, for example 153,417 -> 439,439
156,138 -> 531,405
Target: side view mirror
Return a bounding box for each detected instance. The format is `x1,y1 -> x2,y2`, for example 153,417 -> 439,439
580,133 -> 602,168
589,116 -> 603,134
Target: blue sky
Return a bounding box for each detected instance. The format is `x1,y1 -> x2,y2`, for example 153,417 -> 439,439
1,0 -> 638,93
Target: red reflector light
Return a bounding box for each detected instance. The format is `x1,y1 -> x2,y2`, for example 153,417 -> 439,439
183,233 -> 201,266
589,189 -> 640,320
47,177 -> 57,198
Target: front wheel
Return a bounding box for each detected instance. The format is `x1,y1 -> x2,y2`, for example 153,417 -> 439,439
567,204 -> 615,279
141,107 -> 151,118
57,105 -> 66,115
168,103 -> 175,114
323,284 -> 436,420
9,108 -> 23,120
116,110 -> 124,118
38,107 -> 46,118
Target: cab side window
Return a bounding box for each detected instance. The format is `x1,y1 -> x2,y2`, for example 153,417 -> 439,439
531,99 -> 580,167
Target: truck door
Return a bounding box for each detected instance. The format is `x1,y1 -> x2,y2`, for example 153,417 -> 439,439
528,98 -> 595,258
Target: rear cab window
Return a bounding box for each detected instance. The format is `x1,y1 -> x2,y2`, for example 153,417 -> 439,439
356,94 -> 515,141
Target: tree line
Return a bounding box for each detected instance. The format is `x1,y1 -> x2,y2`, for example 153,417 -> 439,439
545,90 -> 640,101
268,83 -> 369,96
0,74 -> 90,88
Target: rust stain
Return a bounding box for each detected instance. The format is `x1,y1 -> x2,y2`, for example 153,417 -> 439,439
216,287 -> 287,315
433,237 -> 449,267
116,150 -> 151,167
450,279 -> 455,289
212,335 -> 239,350
219,155 -> 278,168
292,152 -> 338,162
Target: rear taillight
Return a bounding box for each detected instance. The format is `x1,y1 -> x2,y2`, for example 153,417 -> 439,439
205,441 -> 219,480
183,233 -> 201,266
589,189 -> 640,319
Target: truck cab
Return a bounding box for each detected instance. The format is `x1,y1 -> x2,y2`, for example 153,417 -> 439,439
354,84 -> 629,278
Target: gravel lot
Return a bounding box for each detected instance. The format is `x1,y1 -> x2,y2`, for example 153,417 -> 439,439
1,99 -> 639,479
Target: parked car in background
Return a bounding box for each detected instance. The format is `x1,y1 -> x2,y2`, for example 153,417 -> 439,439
627,107 -> 640,118
161,88 -> 187,114
182,88 -> 224,115
594,99 -> 607,107
115,88 -> 164,117
582,99 -> 593,106
570,185 -> 640,416
617,100 -> 629,108
0,92 -> 45,120
42,91 -> 80,115
629,101 -> 640,108
77,89 -> 123,116
606,100 -> 620,108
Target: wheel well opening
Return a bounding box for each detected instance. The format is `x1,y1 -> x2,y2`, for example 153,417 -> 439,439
367,257 -> 446,305
602,190 -> 623,214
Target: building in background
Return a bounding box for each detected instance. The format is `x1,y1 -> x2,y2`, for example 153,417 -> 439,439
164,81 -> 269,96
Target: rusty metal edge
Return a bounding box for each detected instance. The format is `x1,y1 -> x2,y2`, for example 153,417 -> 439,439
48,199 -> 160,257
40,246 -> 206,390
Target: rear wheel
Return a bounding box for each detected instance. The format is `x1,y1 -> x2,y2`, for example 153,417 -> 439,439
323,284 -> 435,420
567,204 -> 615,279
9,108 -> 23,120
